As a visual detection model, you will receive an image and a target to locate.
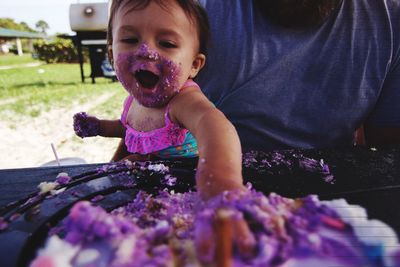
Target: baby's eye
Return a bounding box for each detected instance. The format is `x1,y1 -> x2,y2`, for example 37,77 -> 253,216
159,41 -> 177,49
121,38 -> 138,44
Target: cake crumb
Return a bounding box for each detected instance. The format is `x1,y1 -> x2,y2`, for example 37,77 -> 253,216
38,182 -> 59,194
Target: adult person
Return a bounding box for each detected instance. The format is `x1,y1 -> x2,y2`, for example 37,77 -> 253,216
196,0 -> 400,151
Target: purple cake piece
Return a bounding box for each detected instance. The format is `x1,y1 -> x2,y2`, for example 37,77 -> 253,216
30,189 -> 400,267
73,112 -> 100,138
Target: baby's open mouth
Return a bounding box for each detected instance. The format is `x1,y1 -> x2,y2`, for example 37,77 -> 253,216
135,70 -> 160,89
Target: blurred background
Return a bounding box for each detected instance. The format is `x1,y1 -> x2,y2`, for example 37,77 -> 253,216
0,0 -> 126,169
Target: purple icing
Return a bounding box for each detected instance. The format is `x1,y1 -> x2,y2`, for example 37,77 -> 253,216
73,112 -> 100,138
115,44 -> 181,108
194,209 -> 216,262
90,195 -> 105,203
243,151 -> 335,184
0,217 -> 8,231
43,190 -> 387,266
56,173 -> 72,185
9,213 -> 20,222
30,161 -> 397,267
162,174 -> 177,186
64,201 -> 138,245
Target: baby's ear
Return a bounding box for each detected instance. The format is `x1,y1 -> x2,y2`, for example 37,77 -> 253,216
190,53 -> 206,79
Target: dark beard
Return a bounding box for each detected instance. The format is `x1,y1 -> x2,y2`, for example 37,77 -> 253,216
253,0 -> 342,29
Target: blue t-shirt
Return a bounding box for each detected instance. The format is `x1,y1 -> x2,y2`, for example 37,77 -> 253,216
197,0 -> 400,151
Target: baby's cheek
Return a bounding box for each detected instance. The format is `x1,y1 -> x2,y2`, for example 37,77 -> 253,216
158,59 -> 181,93
116,68 -> 135,93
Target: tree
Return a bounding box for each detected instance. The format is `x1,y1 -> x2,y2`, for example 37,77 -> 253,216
20,22 -> 35,32
35,20 -> 49,34
0,18 -> 36,32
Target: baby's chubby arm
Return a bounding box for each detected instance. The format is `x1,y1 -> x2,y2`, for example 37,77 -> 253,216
168,87 -> 245,200
169,87 -> 256,261
73,112 -> 125,138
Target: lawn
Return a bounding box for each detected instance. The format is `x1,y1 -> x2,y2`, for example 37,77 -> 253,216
0,53 -> 38,66
0,60 -> 126,122
0,57 -> 127,168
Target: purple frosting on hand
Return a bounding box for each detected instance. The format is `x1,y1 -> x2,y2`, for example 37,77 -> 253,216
73,112 -> 100,138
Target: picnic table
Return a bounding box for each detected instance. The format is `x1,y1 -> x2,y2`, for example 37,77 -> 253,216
0,145 -> 400,266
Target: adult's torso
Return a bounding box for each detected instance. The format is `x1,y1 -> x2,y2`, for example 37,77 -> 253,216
197,0 -> 400,151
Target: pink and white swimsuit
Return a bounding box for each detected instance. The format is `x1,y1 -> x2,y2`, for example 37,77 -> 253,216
120,80 -> 199,158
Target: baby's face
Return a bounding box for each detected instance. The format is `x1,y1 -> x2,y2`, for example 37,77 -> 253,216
112,1 -> 205,107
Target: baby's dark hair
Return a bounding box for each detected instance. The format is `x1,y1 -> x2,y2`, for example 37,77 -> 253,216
107,0 -> 210,60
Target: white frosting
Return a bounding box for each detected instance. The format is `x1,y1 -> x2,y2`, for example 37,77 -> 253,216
51,187 -> 66,196
30,235 -> 79,267
75,249 -> 100,265
147,163 -> 170,173
322,198 -> 400,267
114,236 -> 137,264
37,182 -> 59,194
56,172 -> 69,179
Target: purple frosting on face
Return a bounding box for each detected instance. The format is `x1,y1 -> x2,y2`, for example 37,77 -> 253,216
136,43 -> 160,61
115,44 -> 181,107
73,112 -> 100,138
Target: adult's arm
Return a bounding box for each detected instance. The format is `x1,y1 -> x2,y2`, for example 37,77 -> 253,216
364,54 -> 400,146
364,127 -> 400,146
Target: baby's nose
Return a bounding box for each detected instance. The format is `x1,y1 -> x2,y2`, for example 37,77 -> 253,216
136,43 -> 160,60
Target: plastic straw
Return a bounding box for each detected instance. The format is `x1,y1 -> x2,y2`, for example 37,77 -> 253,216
51,143 -> 61,167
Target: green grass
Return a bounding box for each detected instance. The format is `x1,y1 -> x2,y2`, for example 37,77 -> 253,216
0,63 -> 126,121
0,53 -> 38,66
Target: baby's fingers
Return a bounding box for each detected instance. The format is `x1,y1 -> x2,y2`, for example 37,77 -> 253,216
194,210 -> 216,264
212,209 -> 255,266
232,217 -> 256,259
73,112 -> 88,137
72,112 -> 99,138
195,209 -> 236,266
215,209 -> 234,267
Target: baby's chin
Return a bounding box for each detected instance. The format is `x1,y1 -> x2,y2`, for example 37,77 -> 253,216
133,91 -> 175,108
138,100 -> 168,108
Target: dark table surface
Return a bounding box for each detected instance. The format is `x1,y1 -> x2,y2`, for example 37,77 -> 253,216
0,145 -> 400,266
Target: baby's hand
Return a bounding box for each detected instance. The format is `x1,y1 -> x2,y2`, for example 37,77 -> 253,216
73,112 -> 100,138
195,190 -> 256,264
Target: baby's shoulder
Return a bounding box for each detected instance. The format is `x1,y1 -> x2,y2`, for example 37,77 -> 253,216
173,85 -> 207,105
169,86 -> 214,118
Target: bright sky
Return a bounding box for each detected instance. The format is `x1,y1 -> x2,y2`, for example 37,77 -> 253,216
0,0 -> 108,35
